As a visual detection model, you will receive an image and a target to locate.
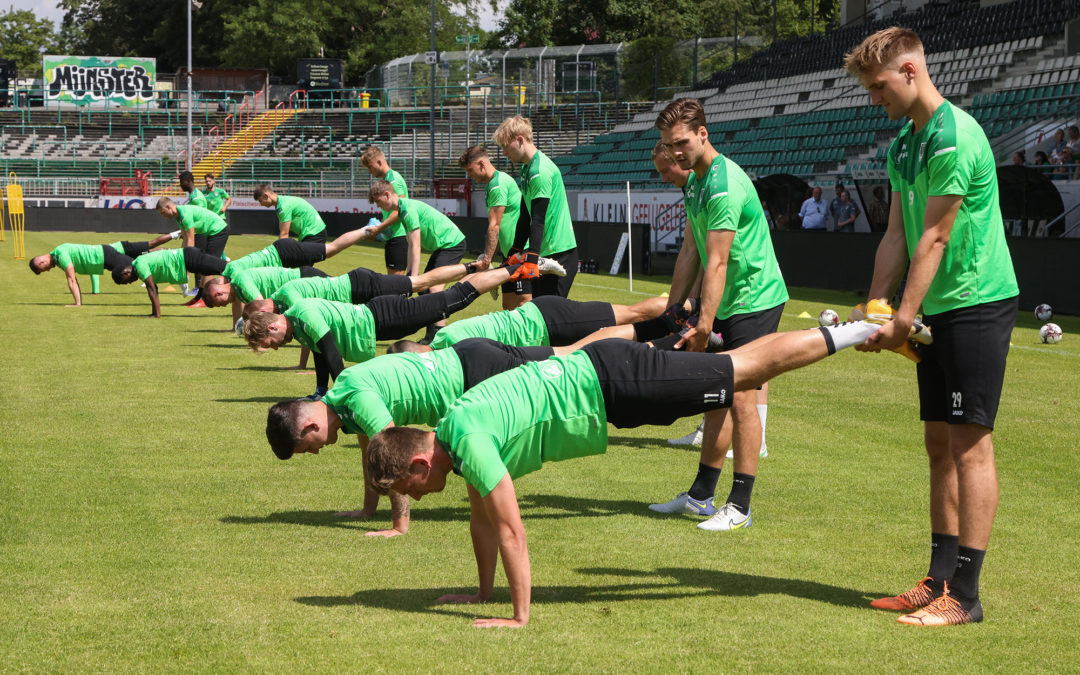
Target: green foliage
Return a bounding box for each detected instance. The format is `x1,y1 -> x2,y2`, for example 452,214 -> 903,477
0,7 -> 58,77
622,37 -> 685,101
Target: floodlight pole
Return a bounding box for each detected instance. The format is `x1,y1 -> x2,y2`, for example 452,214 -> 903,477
429,0 -> 436,189
186,0 -> 193,171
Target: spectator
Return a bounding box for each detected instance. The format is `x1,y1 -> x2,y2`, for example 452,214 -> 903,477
867,186 -> 890,233
829,182 -> 845,230
835,190 -> 860,233
1011,150 -> 1026,166
1033,150 -> 1050,166
798,186 -> 828,230
1067,126 -> 1080,155
1048,129 -> 1067,162
1053,147 -> 1078,181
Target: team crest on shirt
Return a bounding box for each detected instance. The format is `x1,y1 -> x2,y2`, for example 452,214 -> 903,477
540,362 -> 564,380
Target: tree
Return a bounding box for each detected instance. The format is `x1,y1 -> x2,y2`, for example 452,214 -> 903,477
0,8 -> 58,77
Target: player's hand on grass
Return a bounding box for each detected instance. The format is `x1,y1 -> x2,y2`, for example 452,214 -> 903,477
436,593 -> 488,604
473,617 -> 526,628
365,528 -> 403,538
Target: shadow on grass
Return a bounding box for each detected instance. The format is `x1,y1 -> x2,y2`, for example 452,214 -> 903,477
606,435 -> 676,451
215,365 -> 301,372
215,395 -> 293,403
294,566 -> 879,613
187,343 -> 244,349
220,510 -> 382,531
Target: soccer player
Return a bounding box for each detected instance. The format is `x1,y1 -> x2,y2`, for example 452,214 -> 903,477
254,184 -> 328,243
179,170 -> 208,209
112,247 -> 238,317
242,261 -> 556,398
844,27 -> 1019,626
264,337 -> 555,536
459,145 -> 529,310
360,146 -> 410,275
28,235 -> 175,306
493,115 -> 579,297
387,295 -> 682,353
365,318 -> 922,628
648,97 -> 789,532
156,198 -> 230,258
203,173 -> 231,217
366,181 -> 467,344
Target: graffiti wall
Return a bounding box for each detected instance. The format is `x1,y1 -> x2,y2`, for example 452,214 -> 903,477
42,55 -> 156,107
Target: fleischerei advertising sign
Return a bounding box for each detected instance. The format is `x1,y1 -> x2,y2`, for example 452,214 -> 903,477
42,55 -> 156,107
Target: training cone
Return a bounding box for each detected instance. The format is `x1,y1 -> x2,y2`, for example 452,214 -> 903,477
797,311 -> 812,318
162,285 -> 178,293
185,298 -> 207,308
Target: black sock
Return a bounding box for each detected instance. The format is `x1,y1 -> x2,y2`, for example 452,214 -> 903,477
725,472 -> 755,515
632,317 -> 675,342
648,333 -> 684,351
927,532 -> 959,590
949,546 -> 986,604
688,463 -> 721,501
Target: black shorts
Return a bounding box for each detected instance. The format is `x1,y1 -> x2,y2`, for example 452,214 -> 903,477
710,302 -> 785,350
299,266 -> 328,279
532,295 -> 617,346
500,251 -> 531,295
101,245 -> 134,271
917,296 -> 1017,428
581,339 -> 735,429
450,337 -> 555,391
272,238 -> 326,267
298,230 -> 327,244
182,247 -> 228,276
424,242 -> 467,272
531,247 -> 578,298
349,267 -> 412,304
367,282 -> 479,340
202,227 -> 230,259
118,241 -> 151,258
384,235 -> 408,271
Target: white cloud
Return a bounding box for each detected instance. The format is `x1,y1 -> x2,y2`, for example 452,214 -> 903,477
5,0 -> 65,27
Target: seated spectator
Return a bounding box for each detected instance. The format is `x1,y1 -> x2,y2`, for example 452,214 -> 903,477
867,186 -> 889,232
1053,147 -> 1078,181
1068,126 -> 1080,155
798,186 -> 828,231
1049,129 -> 1067,162
1012,150 -> 1027,166
1033,150 -> 1050,166
835,190 -> 860,233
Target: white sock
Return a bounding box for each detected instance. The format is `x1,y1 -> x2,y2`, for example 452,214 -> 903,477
820,321 -> 878,353
757,403 -> 767,450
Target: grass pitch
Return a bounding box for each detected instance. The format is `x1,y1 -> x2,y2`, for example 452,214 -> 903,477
2,230 -> 1078,672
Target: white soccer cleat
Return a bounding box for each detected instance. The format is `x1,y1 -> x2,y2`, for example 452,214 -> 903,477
537,256 -> 567,277
648,492 -> 716,516
668,421 -> 704,446
697,502 -> 752,531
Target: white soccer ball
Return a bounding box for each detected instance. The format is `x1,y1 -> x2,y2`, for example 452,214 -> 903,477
1034,304 -> 1053,321
818,309 -> 839,326
1039,323 -> 1063,344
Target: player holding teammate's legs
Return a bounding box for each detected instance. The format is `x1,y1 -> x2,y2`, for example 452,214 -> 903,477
648,98 -> 789,532
156,197 -> 230,305
844,28 -> 1019,626
254,184 -> 328,244
459,145 -> 530,310
493,116 -> 579,298
366,181 -> 468,344
365,319 -> 923,628
360,146 -> 410,276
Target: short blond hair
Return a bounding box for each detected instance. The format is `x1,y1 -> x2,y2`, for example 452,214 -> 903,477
243,311 -> 278,351
843,27 -> 924,79
156,196 -> 175,211
360,146 -> 385,166
493,116 -> 533,147
651,140 -> 675,162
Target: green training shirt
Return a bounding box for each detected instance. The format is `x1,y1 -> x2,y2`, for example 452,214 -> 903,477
231,267 -> 302,304
223,246 -> 283,277
519,149 -> 577,256
276,195 -> 327,240
382,168 -> 409,240
429,301 -> 548,349
176,204 -> 227,236
487,169 -> 523,256
399,197 -> 465,252
186,188 -> 208,209
887,100 -> 1019,314
132,249 -> 188,285
285,299 -> 377,364
435,351 -> 607,498
272,274 -> 353,309
324,350 -> 465,437
50,243 -> 105,275
684,154 -> 789,319
204,187 -> 230,215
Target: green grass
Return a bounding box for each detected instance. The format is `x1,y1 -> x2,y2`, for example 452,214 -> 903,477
2,230 -> 1079,672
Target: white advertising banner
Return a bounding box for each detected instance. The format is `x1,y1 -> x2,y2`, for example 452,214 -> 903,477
576,191 -> 684,232
98,196 -> 462,216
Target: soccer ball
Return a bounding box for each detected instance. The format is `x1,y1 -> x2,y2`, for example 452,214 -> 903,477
818,309 -> 839,326
1034,304 -> 1053,321
1039,323 -> 1063,344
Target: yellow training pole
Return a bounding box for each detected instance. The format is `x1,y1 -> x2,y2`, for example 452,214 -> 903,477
6,172 -> 25,259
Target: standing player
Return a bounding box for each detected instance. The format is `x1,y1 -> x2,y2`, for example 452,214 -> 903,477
844,27 -> 1019,626
254,185 -> 328,243
649,98 -> 789,532
367,181 -> 467,344
458,145 -> 529,310
204,173 -> 231,217
493,116 -> 578,297
365,318 -> 923,628
360,146 -> 410,275
28,235 -> 176,306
